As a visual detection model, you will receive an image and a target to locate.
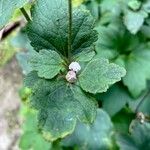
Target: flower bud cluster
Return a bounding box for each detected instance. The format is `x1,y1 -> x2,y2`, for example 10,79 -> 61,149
66,62 -> 81,83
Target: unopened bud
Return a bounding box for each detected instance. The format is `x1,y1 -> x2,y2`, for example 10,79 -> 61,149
66,71 -> 77,83
137,112 -> 145,124
69,62 -> 81,73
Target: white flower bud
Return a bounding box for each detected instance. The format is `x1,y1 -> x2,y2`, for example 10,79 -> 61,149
69,62 -> 81,73
137,112 -> 145,124
66,71 -> 77,83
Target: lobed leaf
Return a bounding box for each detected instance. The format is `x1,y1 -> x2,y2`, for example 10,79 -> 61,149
26,77 -> 97,141
29,49 -> 65,79
79,58 -> 126,94
27,0 -> 98,57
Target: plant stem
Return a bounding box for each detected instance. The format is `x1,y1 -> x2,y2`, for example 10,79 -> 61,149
0,21 -> 21,41
51,139 -> 61,150
135,90 -> 150,113
20,7 -> 31,22
68,0 -> 72,61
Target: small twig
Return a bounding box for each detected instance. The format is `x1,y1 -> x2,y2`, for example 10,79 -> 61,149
0,21 -> 22,41
68,0 -> 72,61
20,7 -> 31,22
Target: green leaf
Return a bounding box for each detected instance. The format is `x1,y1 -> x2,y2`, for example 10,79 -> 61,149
100,0 -> 122,15
117,121 -> 150,150
24,71 -> 39,88
141,25 -> 150,39
62,109 -> 115,150
29,50 -> 65,79
84,0 -> 100,19
95,25 -> 118,60
128,0 -> 141,11
112,109 -> 135,134
28,78 -> 97,141
24,0 -> 99,142
73,48 -> 95,62
137,95 -> 150,115
143,0 -> 150,13
27,0 -> 98,57
13,31 -> 34,74
95,23 -> 138,60
124,10 -> 146,34
79,58 -> 126,94
19,108 -> 51,150
122,47 -> 150,98
95,23 -> 150,97
16,52 -> 32,75
11,31 -> 34,52
0,0 -> 28,28
129,83 -> 150,115
99,83 -> 134,116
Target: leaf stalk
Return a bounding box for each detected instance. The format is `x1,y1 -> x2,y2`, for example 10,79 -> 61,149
20,7 -> 31,22
135,90 -> 150,113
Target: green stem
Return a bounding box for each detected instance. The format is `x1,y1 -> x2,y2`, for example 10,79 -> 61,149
68,0 -> 72,61
135,90 -> 150,113
51,139 -> 61,150
20,7 -> 31,22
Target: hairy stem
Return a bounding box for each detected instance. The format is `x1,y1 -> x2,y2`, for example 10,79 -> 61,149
68,0 -> 72,61
20,7 -> 31,22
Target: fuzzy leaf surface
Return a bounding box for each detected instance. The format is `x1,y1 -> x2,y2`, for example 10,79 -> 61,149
79,58 -> 126,94
73,48 -> 95,62
29,49 -> 64,79
25,76 -> 97,141
27,0 -> 98,57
